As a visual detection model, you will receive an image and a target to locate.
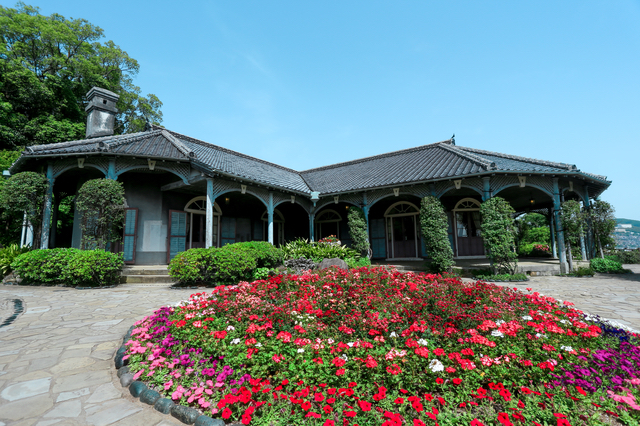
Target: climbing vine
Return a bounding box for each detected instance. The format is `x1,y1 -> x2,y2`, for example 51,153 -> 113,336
76,179 -> 125,250
419,196 -> 454,273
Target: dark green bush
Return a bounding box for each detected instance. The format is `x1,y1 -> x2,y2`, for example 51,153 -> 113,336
568,266 -> 595,277
607,250 -> 640,264
475,273 -> 528,282
419,196 -> 454,273
345,256 -> 371,269
590,257 -> 623,273
11,248 -> 123,286
169,247 -> 257,286
221,241 -> 283,268
347,207 -> 370,256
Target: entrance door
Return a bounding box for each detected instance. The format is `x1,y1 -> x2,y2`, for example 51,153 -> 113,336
454,209 -> 485,256
123,208 -> 138,264
391,216 -> 417,258
168,210 -> 187,262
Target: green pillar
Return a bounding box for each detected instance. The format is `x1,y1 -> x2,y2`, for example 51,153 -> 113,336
553,178 -> 568,273
482,177 -> 491,201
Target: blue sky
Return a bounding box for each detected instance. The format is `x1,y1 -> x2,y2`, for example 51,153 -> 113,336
23,1 -> 640,219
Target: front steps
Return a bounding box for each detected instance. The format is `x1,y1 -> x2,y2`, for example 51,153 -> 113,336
120,265 -> 175,285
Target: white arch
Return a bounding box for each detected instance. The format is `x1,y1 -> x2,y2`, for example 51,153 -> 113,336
384,201 -> 420,217
453,198 -> 482,210
184,196 -> 221,215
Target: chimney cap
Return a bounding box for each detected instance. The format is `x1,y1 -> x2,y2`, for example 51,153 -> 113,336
85,87 -> 120,138
85,87 -> 119,113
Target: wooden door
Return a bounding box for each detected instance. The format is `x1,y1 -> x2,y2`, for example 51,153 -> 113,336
392,216 -> 417,258
123,208 -> 138,264
455,211 -> 485,256
168,210 -> 187,263
370,218 -> 386,258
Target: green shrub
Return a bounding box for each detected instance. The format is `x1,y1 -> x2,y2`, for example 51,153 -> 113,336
169,247 -> 257,286
480,197 -> 518,274
281,238 -> 359,262
607,250 -> 640,264
568,266 -> 595,277
0,244 -> 31,276
345,256 -> 371,269
419,196 -> 454,273
11,248 -> 123,286
590,257 -> 623,273
522,226 -> 550,245
221,241 -> 283,268
347,207 -> 370,256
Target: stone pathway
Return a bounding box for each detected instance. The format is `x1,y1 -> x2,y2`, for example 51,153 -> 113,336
1,267 -> 639,425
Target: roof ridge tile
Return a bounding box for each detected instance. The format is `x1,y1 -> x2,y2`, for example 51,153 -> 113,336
458,146 -> 577,171
439,143 -> 496,170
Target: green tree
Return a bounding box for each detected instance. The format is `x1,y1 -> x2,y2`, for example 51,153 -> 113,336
76,179 -> 125,250
559,200 -> 584,271
0,171 -> 47,247
0,2 -> 162,150
480,197 -> 518,274
419,196 -> 454,273
587,200 -> 616,259
347,206 -> 370,257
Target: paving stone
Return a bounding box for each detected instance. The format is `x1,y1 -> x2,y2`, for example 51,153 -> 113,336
85,383 -> 121,403
43,399 -> 82,418
56,387 -> 90,402
85,400 -> 142,426
35,420 -> 63,426
50,357 -> 96,374
0,394 -> 54,421
0,377 -> 51,401
52,370 -> 110,393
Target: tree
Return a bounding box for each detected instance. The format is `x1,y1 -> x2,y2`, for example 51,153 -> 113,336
559,200 -> 584,271
0,171 -> 47,247
76,179 -> 125,250
347,206 -> 370,257
0,3 -> 162,150
419,196 -> 454,273
587,199 -> 616,259
480,197 -> 518,275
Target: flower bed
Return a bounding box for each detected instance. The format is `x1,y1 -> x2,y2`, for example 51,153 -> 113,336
124,267 -> 640,425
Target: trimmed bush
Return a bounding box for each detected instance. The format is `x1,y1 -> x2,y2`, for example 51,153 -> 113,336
590,257 -> 623,273
518,242 -> 552,257
220,241 -> 283,269
169,247 -> 257,286
480,197 -> 518,275
347,207 -> 370,256
345,256 -> 371,269
419,196 -> 454,273
11,248 -> 123,286
281,238 -> 359,262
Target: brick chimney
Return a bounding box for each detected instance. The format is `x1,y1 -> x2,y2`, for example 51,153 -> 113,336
85,87 -> 119,138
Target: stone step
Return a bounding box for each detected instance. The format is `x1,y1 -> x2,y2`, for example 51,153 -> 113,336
121,275 -> 175,284
122,265 -> 169,276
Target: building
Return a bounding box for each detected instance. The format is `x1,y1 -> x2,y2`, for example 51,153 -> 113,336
9,88 -> 611,270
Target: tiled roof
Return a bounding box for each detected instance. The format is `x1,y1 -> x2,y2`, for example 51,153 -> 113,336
12,130 -> 610,195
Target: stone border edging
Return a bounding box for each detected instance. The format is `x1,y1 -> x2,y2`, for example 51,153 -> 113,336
114,325 -> 242,426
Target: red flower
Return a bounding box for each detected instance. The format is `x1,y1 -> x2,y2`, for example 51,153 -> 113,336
314,393 -> 325,402
452,378 -> 462,385
412,401 -> 424,412
336,368 -> 346,376
332,357 -> 346,367
499,389 -> 512,402
241,413 -> 252,425
471,420 -> 485,426
306,412 -> 322,418
301,401 -> 311,411
344,411 -> 357,418
557,420 -> 572,426
358,400 -> 372,411
212,330 -> 227,339
324,421 -> 335,426
575,386 -> 586,396
222,408 -> 232,419
394,397 -> 404,404
497,413 -> 513,426
414,420 -> 426,426
349,382 -> 357,388
323,405 -> 332,414
386,364 -> 402,375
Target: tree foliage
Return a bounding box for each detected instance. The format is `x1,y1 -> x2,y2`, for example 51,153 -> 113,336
347,206 -> 370,256
0,2 -> 162,150
0,171 -> 47,248
559,199 -> 585,269
480,197 -> 518,274
419,196 -> 454,273
76,179 -> 125,250
587,199 -> 616,258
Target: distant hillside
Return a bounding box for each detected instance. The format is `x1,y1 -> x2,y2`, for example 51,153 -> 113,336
616,218 -> 640,234
615,218 -> 640,249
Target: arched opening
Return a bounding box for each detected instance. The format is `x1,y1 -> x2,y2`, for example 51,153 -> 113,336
261,209 -> 285,246
452,198 -> 485,257
314,209 -> 343,241
274,201 -> 310,243
384,201 -> 421,259
184,196 -> 222,249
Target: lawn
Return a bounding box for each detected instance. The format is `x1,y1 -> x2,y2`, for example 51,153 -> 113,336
124,267 -> 640,425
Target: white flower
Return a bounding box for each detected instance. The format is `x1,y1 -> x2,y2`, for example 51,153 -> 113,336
227,325 -> 236,331
521,315 -> 533,321
390,332 -> 398,338
230,338 -> 241,345
559,320 -> 569,324
495,320 -> 505,326
255,343 -> 262,347
560,345 -> 573,352
535,333 -> 548,339
428,359 -> 444,372
297,348 -> 305,353
327,338 -> 335,344
340,354 -> 348,361
347,342 -> 354,347
417,338 -> 429,346
491,330 -> 504,338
